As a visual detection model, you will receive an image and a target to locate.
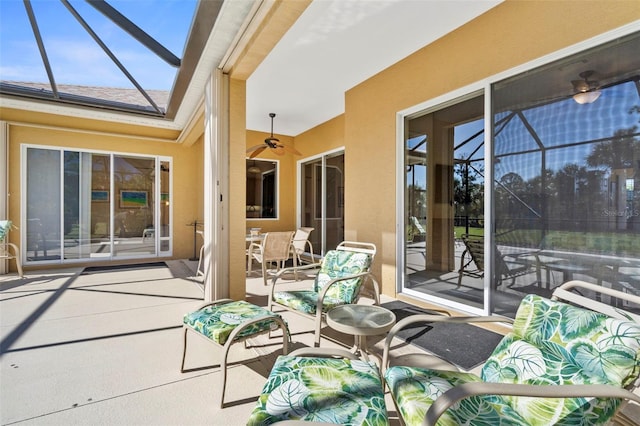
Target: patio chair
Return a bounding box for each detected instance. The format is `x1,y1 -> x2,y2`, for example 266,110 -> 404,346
180,299 -> 290,408
457,233 -> 534,288
246,347 -> 389,425
382,280 -> 640,426
290,227 -> 314,278
410,216 -> 426,242
248,231 -> 295,286
0,220 -> 23,278
268,241 -> 380,347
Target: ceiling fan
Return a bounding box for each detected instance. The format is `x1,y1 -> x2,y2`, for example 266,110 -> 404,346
247,113 -> 301,158
571,70 -> 602,104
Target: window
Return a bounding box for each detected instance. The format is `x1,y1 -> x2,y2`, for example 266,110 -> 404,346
246,159 -> 278,219
23,146 -> 171,263
492,32 -> 640,315
400,31 -> 640,317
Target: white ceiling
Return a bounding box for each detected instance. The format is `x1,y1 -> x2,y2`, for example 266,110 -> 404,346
246,0 -> 503,136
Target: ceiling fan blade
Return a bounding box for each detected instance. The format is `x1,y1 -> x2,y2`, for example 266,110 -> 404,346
249,146 -> 267,158
272,146 -> 285,155
247,144 -> 265,153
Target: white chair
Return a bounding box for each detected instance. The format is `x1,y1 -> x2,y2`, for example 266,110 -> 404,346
0,220 -> 23,278
290,227 -> 314,278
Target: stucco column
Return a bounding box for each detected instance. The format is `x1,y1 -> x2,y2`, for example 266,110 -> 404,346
0,121 -> 7,275
203,70 -> 230,301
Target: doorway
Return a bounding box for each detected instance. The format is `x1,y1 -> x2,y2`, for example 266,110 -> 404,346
402,94 -> 486,312
300,150 -> 345,256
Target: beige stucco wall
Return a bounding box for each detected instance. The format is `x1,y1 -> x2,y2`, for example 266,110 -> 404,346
342,0 -> 640,297
3,120 -> 202,269
230,78 -> 248,300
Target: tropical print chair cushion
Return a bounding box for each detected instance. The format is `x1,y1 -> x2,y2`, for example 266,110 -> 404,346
481,294 -> 640,425
0,220 -> 12,241
183,300 -> 284,345
272,249 -> 373,315
247,355 -> 388,426
385,294 -> 640,426
315,249 -> 372,303
385,367 -> 529,425
272,290 -> 345,315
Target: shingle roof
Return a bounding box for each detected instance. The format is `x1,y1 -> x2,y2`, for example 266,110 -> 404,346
1,81 -> 169,114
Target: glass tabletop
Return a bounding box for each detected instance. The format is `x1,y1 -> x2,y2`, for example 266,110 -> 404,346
326,304 -> 396,336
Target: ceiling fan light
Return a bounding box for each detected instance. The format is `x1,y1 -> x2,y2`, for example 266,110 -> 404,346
247,166 -> 261,174
573,90 -> 601,104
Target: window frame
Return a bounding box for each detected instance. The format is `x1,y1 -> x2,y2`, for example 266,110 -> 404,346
21,143 -> 173,264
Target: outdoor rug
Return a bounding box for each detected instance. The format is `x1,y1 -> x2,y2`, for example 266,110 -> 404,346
381,300 -> 504,370
81,262 -> 167,274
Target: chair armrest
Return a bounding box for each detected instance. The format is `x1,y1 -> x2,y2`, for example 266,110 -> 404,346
553,279 -> 640,322
269,262 -> 323,300
248,242 -> 263,254
288,347 -> 361,360
270,262 -> 322,285
382,314 -> 513,373
425,382 -> 640,426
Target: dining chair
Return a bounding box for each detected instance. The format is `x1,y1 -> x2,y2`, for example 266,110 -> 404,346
0,220 -> 23,278
248,231 -> 295,286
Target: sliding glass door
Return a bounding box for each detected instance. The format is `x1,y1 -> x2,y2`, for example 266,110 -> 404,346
402,95 -> 486,313
300,150 -> 344,256
23,146 -> 172,263
400,31 -> 640,317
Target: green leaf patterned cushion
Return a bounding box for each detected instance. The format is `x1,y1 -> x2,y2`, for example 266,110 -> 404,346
272,250 -> 373,315
0,220 -> 12,241
314,250 -> 372,303
481,294 -> 640,425
247,355 -> 389,426
384,366 -> 529,426
272,290 -> 345,315
183,300 -> 285,345
385,294 -> 640,426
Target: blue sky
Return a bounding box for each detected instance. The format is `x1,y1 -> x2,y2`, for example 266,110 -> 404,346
0,0 -> 196,90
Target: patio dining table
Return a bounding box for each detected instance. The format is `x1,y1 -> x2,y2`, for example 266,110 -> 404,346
530,249 -> 640,296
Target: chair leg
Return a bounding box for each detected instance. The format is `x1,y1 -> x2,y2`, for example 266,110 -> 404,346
262,261 -> 268,286
4,243 -> 24,278
219,339 -> 233,408
314,312 -> 323,347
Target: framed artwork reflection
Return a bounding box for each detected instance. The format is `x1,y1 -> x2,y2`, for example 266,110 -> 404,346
91,190 -> 109,202
120,190 -> 148,208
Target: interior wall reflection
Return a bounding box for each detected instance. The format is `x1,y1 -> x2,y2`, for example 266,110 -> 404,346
246,159 -> 277,219
113,155 -> 156,258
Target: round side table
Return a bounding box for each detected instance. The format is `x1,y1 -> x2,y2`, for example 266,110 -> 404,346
326,304 -> 396,362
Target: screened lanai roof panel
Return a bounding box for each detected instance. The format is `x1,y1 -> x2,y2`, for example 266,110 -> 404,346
521,81 -> 640,149
0,0 -> 197,115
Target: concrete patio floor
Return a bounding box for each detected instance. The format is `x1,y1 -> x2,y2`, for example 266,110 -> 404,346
0,261 -> 410,425
1,261 -> 639,425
